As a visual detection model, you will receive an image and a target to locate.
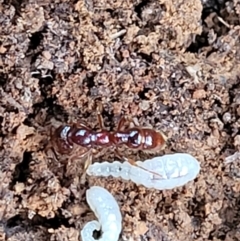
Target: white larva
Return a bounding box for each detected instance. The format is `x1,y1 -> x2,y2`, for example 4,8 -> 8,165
87,153 -> 200,190
80,186 -> 122,241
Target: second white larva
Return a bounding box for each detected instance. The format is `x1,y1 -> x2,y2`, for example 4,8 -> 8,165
86,153 -> 200,190
80,186 -> 122,241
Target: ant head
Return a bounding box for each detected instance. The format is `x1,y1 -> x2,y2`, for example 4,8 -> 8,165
50,125 -> 73,154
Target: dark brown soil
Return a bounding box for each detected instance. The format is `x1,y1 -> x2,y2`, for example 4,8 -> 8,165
1,0 -> 240,240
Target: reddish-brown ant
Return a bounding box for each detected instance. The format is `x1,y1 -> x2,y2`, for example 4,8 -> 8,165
50,105 -> 167,177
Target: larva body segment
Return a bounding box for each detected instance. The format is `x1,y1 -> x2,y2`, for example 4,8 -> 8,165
86,153 -> 200,190
81,186 -> 122,241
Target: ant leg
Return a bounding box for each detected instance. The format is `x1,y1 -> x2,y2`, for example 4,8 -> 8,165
117,116 -> 139,131
117,117 -> 128,131
114,148 -> 163,179
125,116 -> 140,127
73,103 -> 105,130
96,102 -> 105,130
116,116 -> 136,131
83,149 -> 93,171
66,148 -> 92,183
68,148 -> 92,166
74,121 -> 90,129
80,149 -> 92,183
127,157 -> 163,179
45,126 -> 60,162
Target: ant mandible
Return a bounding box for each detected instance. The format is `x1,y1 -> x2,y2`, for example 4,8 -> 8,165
50,104 -> 167,177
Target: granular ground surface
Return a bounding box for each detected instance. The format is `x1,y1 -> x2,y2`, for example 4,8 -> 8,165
0,0 -> 240,240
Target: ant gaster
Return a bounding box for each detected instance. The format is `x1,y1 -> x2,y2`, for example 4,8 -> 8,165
50,105 -> 167,176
